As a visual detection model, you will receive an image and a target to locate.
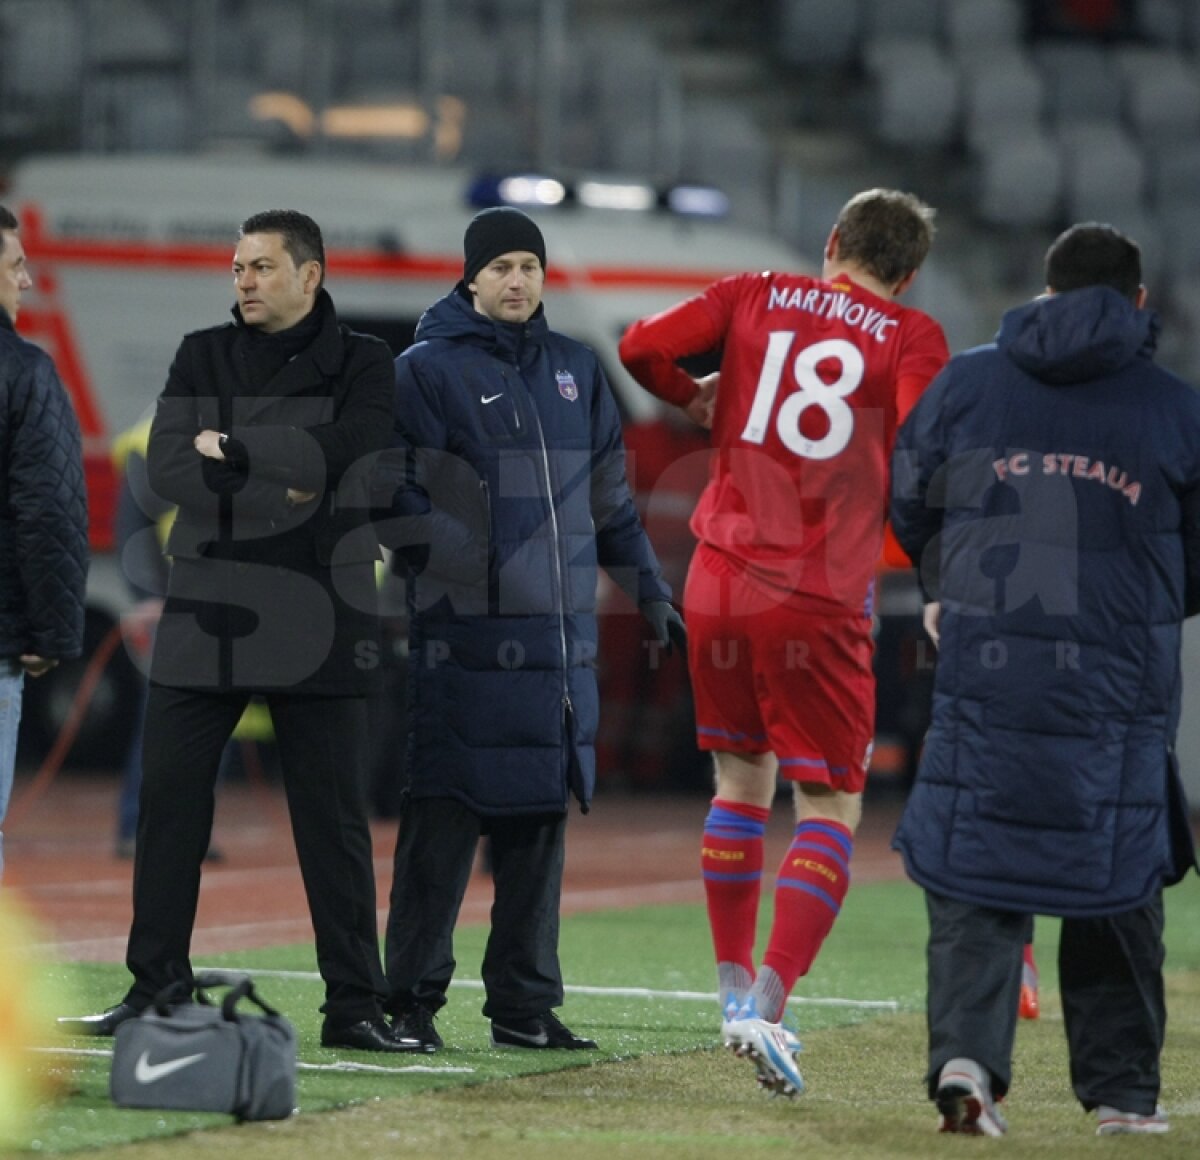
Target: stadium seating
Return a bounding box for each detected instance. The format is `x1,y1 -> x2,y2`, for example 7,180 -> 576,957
1034,41 -> 1124,125
960,51 -> 1045,156
861,0 -> 943,41
868,40 -> 960,148
1058,121 -> 1148,224
1118,50 -> 1200,144
4,0 -> 1200,363
774,0 -> 861,67
974,129 -> 1063,229
944,0 -> 1024,61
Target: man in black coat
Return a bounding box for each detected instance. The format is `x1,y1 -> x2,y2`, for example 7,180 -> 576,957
0,204 -> 88,881
61,210 -> 419,1052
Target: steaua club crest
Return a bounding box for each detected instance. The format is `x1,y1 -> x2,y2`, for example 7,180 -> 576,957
555,369 -> 579,401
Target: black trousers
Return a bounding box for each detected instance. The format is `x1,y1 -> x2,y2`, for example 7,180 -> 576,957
1059,896 -> 1166,1114
925,890 -> 1165,1114
384,796 -> 566,1022
125,685 -> 387,1026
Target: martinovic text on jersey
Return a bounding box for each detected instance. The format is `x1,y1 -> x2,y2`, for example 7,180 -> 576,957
620,271 -> 949,614
767,283 -> 900,343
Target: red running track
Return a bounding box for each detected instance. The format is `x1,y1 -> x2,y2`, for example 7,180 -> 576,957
4,772 -> 907,962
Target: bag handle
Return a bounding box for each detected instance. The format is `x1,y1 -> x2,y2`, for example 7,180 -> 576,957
192,971 -> 283,1021
151,971 -> 283,1021
151,976 -> 216,1015
218,978 -> 283,1022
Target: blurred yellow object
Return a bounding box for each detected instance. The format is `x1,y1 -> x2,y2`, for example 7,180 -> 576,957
0,893 -> 73,1148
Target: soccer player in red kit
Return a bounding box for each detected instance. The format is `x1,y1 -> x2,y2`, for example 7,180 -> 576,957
619,189 -> 949,1096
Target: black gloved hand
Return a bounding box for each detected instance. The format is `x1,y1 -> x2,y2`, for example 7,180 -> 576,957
641,600 -> 687,655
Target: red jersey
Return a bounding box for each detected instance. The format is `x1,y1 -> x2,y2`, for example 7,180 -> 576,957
620,270 -> 949,614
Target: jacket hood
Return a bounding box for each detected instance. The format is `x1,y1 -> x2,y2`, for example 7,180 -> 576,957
415,283 -> 548,353
997,285 -> 1158,385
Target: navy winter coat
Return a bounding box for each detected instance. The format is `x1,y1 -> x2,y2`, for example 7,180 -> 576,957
384,286 -> 669,816
0,308 -> 88,660
890,287 -> 1200,917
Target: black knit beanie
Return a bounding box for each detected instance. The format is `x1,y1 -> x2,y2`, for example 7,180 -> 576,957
463,207 -> 546,285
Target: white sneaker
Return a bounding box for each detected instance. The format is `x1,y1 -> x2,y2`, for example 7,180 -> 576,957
936,1058 -> 1007,1136
723,1003 -> 805,1098
1096,1105 -> 1169,1135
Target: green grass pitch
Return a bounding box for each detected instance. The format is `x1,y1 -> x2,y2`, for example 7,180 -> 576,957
14,877 -> 1200,1158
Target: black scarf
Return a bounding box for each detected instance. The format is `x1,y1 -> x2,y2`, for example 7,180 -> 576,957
241,302 -> 324,388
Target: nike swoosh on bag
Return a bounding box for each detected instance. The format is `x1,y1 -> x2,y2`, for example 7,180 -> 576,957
134,1049 -> 208,1084
480,393 -> 504,404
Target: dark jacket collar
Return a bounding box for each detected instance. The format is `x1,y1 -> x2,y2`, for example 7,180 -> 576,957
0,306 -> 14,334
231,287 -> 345,377
231,289 -> 345,418
415,283 -> 549,363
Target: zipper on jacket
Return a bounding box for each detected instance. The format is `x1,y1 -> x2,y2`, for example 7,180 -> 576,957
478,478 -> 493,612
512,346 -> 577,808
499,368 -> 523,433
562,690 -> 576,811
528,389 -> 570,691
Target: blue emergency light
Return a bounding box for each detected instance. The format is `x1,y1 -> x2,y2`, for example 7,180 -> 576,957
466,172 -> 728,219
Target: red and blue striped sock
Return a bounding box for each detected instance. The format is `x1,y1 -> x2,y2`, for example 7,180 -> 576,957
756,819 -> 853,1021
701,798 -> 770,1005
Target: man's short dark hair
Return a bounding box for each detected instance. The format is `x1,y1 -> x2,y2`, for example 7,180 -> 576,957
0,205 -> 18,232
834,189 -> 937,287
1045,223 -> 1142,301
239,209 -> 325,288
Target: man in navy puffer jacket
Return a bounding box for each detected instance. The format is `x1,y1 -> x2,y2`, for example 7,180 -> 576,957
378,207 -> 683,1052
891,224 -> 1200,1137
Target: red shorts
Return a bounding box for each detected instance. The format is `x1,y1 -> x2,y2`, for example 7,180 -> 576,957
682,544 -> 875,792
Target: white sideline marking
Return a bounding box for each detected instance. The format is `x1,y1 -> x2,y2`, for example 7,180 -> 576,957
554,983 -> 900,1012
298,1061 -> 474,1075
196,967 -> 901,1012
29,1047 -> 473,1074
31,1046 -> 113,1058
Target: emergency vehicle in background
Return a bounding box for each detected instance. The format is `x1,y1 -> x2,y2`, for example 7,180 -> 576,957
4,154 -> 932,784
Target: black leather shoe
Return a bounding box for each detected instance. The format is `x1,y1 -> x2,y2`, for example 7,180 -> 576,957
57,1002 -> 142,1037
490,1011 -> 597,1050
389,1004 -> 442,1052
321,1016 -> 425,1053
